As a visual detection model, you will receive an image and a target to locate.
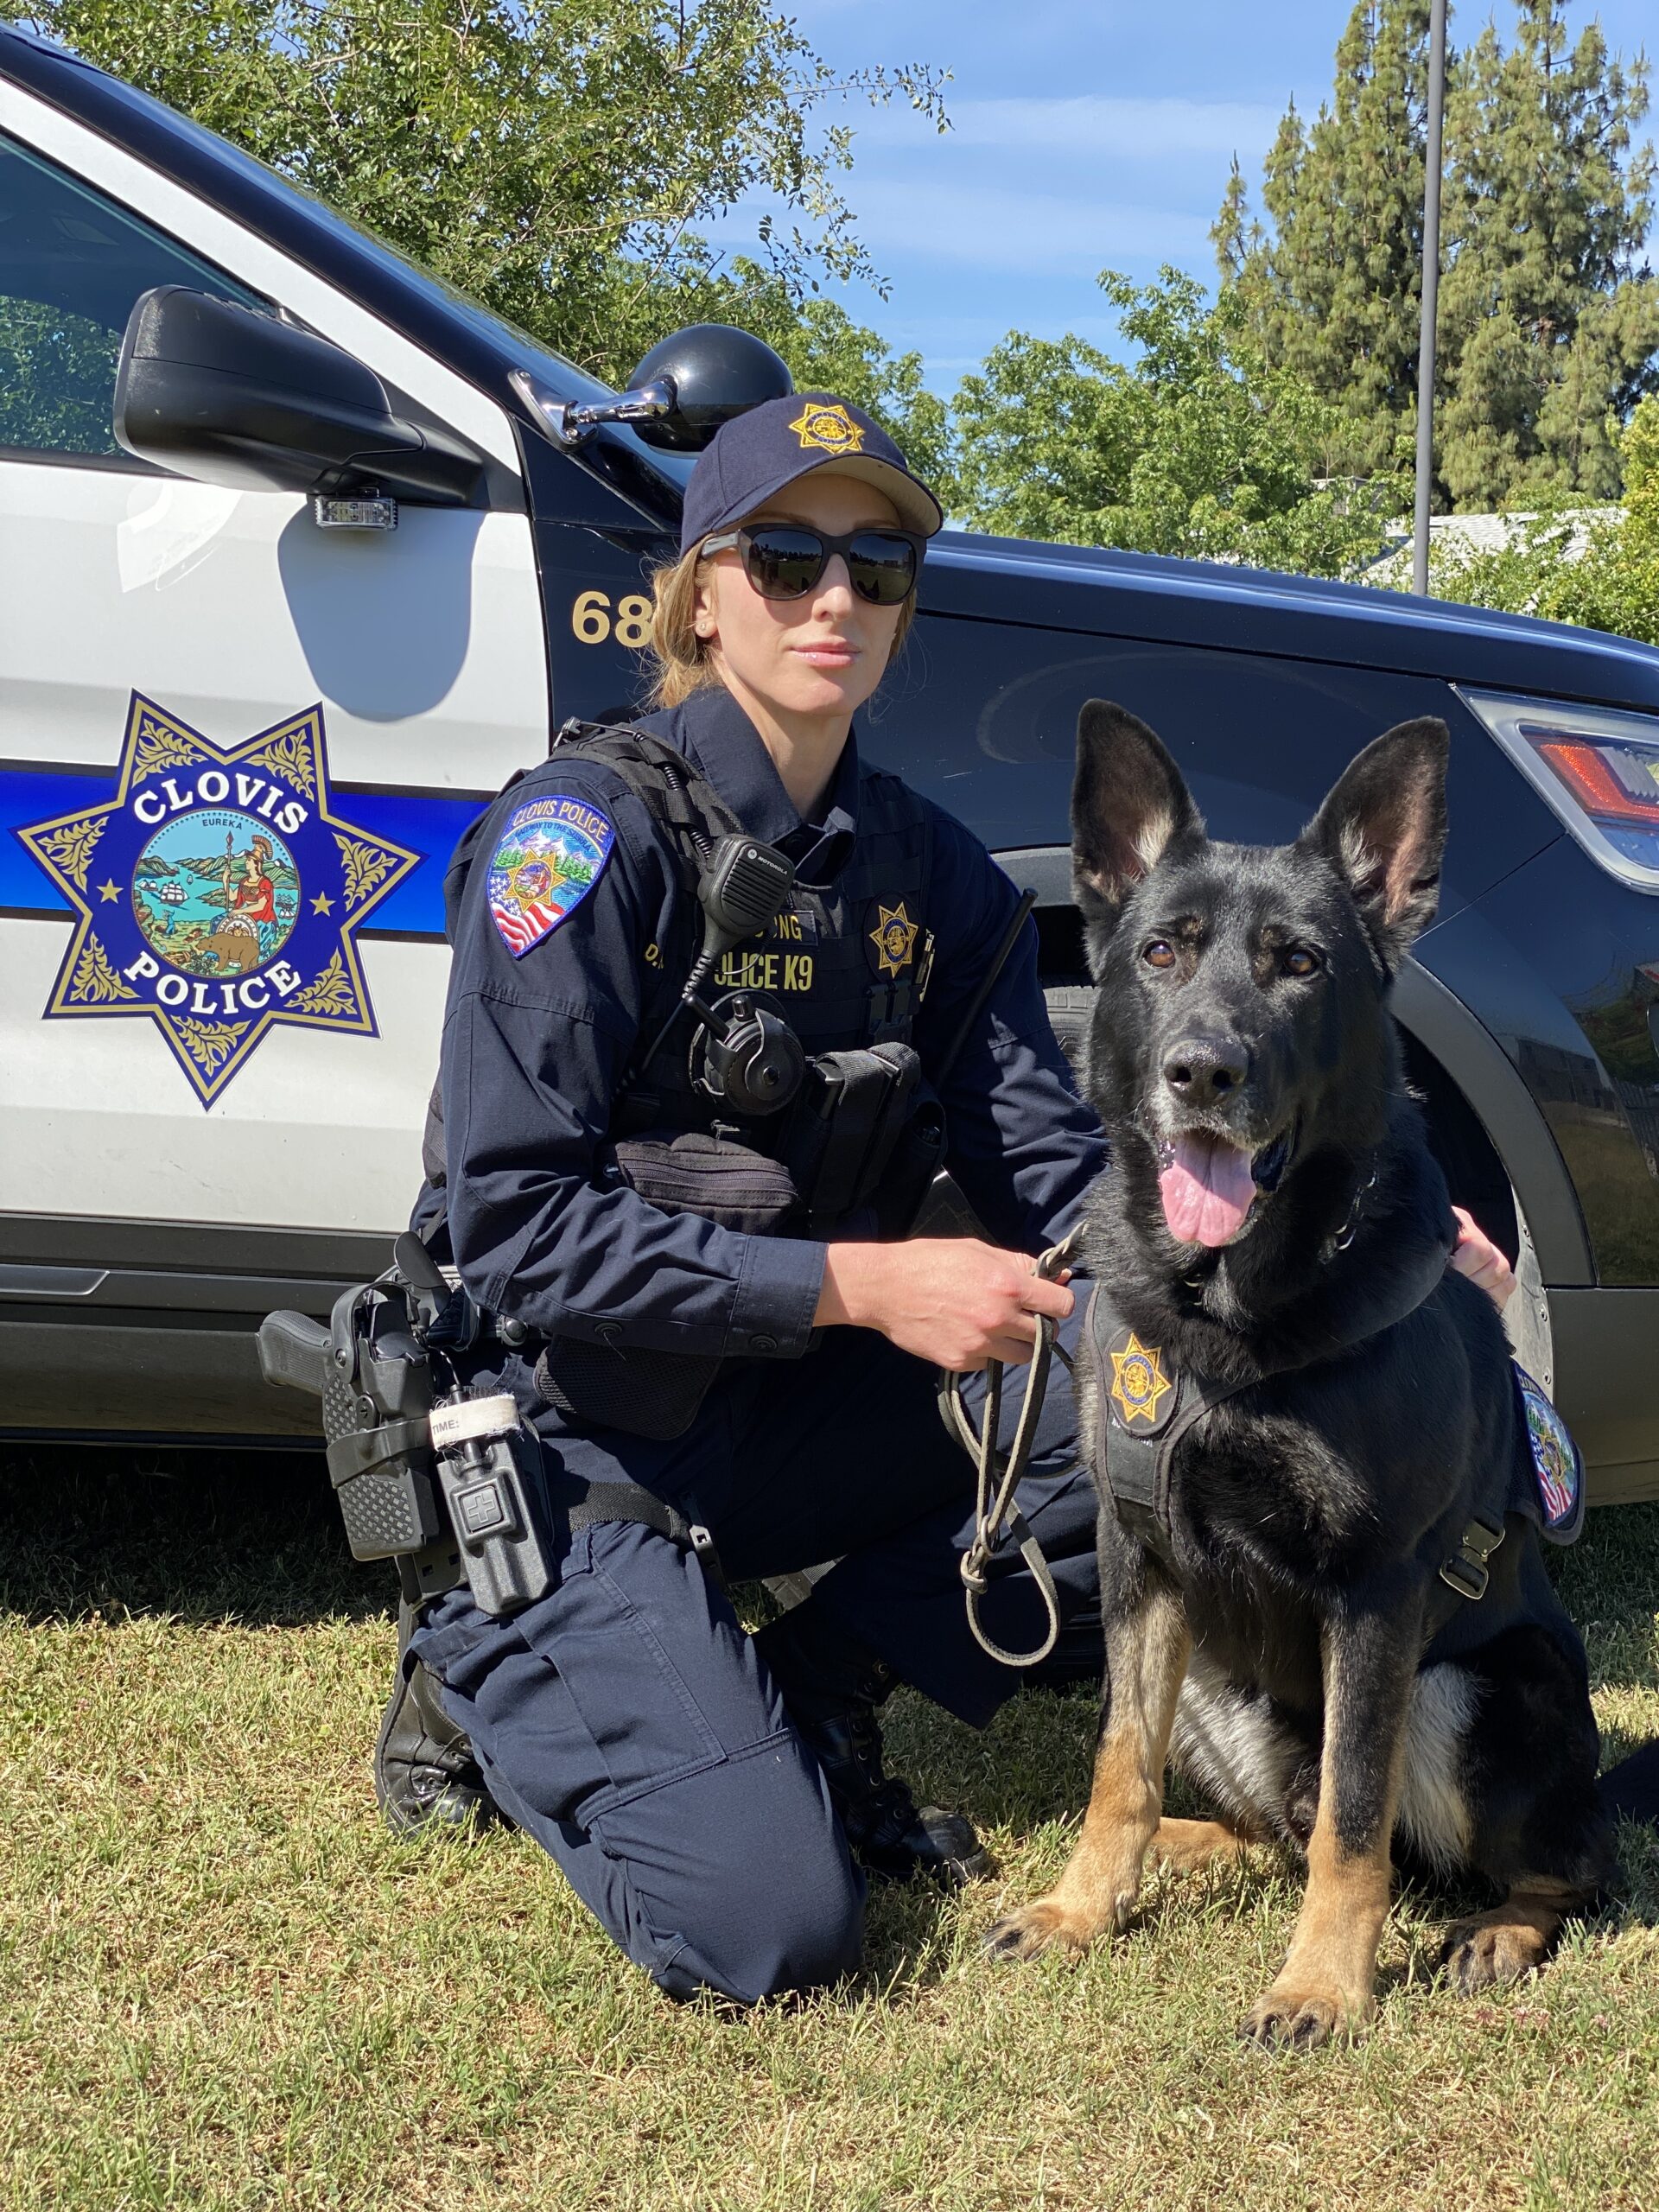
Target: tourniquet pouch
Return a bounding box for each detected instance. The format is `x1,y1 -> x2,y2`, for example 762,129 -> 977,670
535,1130 -> 806,1441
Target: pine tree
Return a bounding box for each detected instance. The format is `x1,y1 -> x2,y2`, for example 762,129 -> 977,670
1437,0 -> 1658,507
1217,0 -> 1659,511
1211,2 -> 1434,480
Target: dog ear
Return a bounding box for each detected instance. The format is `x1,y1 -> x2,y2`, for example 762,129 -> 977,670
1071,700 -> 1204,926
1304,717 -> 1449,963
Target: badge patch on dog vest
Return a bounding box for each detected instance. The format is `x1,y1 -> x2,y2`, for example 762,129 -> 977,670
486,795 -> 614,957
1108,1330 -> 1176,1430
1515,1364 -> 1585,1541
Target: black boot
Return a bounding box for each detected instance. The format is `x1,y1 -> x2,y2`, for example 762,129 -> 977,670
753,1605 -> 995,1887
373,1599 -> 504,1834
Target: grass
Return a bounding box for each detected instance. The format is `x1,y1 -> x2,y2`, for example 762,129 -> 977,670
3,1449 -> 1657,2212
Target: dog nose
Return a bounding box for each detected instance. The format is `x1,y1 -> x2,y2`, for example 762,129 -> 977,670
1163,1039 -> 1249,1107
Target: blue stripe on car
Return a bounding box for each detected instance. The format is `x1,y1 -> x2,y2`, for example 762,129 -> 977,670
0,766 -> 486,938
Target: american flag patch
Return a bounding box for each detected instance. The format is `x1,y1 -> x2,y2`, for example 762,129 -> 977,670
486,794 -> 614,959
1516,1366 -> 1584,1538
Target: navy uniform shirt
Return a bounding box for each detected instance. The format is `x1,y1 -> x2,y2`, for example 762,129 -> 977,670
437,685 -> 1107,1360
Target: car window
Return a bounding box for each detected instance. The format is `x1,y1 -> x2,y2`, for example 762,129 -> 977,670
0,130 -> 265,461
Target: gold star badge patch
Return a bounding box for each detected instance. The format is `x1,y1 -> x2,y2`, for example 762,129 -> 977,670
1109,1333 -> 1173,1427
868,900 -> 918,979
790,401 -> 866,456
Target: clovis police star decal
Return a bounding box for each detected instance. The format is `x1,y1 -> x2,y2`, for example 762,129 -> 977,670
19,693 -> 417,1108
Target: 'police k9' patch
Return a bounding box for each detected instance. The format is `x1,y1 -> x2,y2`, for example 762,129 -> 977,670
486,795 -> 614,957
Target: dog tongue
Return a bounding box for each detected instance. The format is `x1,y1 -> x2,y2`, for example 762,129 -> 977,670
1159,1134 -> 1256,1247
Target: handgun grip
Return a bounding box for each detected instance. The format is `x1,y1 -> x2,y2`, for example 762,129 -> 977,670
257,1308 -> 333,1397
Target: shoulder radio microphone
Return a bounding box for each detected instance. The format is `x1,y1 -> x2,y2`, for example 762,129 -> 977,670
639,834 -> 804,1113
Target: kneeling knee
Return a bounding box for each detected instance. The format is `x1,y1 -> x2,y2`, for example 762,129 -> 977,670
658,1842 -> 865,2005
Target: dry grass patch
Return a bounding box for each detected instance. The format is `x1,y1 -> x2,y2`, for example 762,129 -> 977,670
3,1449 -> 1656,2210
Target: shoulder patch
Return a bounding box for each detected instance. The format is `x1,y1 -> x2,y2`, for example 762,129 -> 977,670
486,794 -> 614,957
1515,1364 -> 1585,1543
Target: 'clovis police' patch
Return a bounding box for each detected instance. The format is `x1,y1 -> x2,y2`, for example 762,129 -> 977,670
17,693 -> 417,1108
1515,1364 -> 1586,1542
486,794 -> 614,957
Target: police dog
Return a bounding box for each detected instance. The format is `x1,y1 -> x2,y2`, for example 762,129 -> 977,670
986,701 -> 1613,2047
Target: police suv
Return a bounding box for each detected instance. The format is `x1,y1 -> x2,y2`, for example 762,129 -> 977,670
5,23 -> 1659,1503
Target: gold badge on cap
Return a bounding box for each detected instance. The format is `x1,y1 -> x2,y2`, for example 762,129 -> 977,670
868,900 -> 918,979
1109,1332 -> 1173,1427
790,402 -> 866,456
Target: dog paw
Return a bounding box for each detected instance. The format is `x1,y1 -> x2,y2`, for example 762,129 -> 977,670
1442,1917 -> 1550,1994
982,1897 -> 1110,1962
1239,1982 -> 1372,2050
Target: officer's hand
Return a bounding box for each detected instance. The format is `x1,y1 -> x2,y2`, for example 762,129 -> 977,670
814,1238 -> 1074,1370
1449,1205 -> 1516,1312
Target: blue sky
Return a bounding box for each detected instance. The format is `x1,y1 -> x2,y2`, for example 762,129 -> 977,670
702,0 -> 1657,394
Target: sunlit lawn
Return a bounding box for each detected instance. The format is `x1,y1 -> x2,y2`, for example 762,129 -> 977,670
3,1448 -> 1656,2211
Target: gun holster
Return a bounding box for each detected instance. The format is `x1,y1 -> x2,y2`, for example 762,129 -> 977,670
257,1273 -> 552,1618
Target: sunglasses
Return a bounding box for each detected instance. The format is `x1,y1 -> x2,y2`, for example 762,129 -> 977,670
698,523 -> 924,607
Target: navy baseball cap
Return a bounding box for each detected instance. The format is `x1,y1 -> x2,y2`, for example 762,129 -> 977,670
678,393 -> 944,553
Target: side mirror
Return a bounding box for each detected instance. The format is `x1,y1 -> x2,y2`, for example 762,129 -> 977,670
514,323 -> 791,453
113,286 -> 485,505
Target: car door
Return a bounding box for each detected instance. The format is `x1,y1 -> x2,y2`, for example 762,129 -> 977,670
0,91 -> 547,1248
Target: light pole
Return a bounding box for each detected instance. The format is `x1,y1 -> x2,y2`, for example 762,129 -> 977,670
1414,0 -> 1448,596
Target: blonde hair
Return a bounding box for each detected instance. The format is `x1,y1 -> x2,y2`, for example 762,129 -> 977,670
645,537 -> 918,710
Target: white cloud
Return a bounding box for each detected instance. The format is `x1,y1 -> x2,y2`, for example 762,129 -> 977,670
842,175 -> 1214,273
853,92 -> 1281,160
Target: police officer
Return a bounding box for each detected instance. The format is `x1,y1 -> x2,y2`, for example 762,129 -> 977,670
378,394 -> 1516,2005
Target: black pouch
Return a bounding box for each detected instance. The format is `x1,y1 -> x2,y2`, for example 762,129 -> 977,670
602,1128 -> 806,1236
782,1043 -> 921,1232
534,1129 -> 804,1440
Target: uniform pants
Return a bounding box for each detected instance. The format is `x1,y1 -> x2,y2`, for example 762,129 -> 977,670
409,1313 -> 1101,2005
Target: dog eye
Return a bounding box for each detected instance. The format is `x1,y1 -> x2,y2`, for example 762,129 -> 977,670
1142,940 -> 1176,969
1283,946 -> 1322,978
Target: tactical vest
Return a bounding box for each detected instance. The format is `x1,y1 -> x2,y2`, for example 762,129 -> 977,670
426,718 -> 941,1439
577,723 -> 936,1142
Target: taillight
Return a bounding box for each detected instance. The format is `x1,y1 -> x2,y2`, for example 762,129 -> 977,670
1458,688 -> 1659,892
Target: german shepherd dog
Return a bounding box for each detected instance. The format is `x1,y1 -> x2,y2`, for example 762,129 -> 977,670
986,701 -> 1615,2047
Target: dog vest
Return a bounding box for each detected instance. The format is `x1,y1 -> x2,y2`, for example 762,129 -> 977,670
1084,1251 -> 1584,1603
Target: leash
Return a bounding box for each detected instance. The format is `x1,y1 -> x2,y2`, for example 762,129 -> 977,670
942,1226 -> 1082,1669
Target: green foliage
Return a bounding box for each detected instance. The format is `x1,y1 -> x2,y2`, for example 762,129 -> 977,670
1214,2 -> 1432,481
1217,0 -> 1659,513
1421,393 -> 1659,643
0,296 -> 119,451
950,269 -> 1398,576
0,0 -> 946,391
1439,0 -> 1659,508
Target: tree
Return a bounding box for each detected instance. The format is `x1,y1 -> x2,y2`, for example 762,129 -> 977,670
1212,1 -> 1435,482
1217,0 -> 1659,511
950,269 -> 1395,578
1437,0 -> 1659,508
0,0 -> 946,391
1421,393 -> 1659,644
